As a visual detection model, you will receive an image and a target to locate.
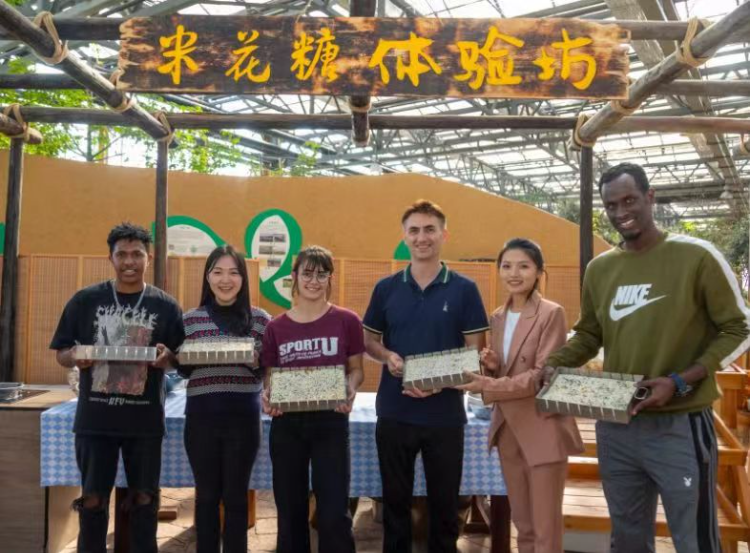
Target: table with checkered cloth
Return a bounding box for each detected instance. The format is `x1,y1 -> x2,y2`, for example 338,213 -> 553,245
41,392 -> 506,496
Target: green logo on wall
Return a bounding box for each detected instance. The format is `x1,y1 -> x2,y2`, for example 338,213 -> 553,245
394,240 -> 410,261
245,209 -> 302,309
151,216 -> 225,256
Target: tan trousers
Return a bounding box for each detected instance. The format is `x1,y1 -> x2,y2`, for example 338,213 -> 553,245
497,425 -> 568,553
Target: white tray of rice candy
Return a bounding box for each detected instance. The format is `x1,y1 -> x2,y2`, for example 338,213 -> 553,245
536,367 -> 646,424
269,365 -> 347,412
73,345 -> 158,363
402,347 -> 481,391
178,339 -> 255,365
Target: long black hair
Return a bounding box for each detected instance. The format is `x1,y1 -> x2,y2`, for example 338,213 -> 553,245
200,245 -> 253,335
496,238 -> 545,294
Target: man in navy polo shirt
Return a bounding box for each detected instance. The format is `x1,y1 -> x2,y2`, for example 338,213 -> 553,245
364,199 -> 489,553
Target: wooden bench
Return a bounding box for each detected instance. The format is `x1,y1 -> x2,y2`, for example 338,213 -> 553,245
562,477 -> 749,549
565,411 -> 750,551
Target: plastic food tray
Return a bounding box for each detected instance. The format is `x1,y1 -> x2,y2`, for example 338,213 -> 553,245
177,340 -> 254,365
73,345 -> 158,362
269,365 -> 347,412
536,367 -> 645,424
403,347 -> 480,391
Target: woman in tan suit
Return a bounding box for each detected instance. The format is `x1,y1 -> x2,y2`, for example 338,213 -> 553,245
457,238 -> 583,553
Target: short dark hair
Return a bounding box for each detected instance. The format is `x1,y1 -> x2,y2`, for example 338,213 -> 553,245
200,245 -> 253,335
292,245 -> 335,299
598,163 -> 650,194
106,222 -> 152,253
497,238 -> 545,294
401,199 -> 446,227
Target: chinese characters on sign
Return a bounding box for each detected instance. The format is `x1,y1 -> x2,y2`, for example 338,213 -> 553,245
119,16 -> 630,99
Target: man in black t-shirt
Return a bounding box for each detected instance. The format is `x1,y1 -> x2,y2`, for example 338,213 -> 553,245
51,222 -> 184,553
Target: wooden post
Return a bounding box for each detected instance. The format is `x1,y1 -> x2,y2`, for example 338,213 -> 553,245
0,1 -> 170,141
578,1 -> 750,144
579,146 -> 594,291
0,139 -> 24,382
349,0 -> 376,146
12,107 -> 750,135
2,17 -> 749,43
0,114 -> 42,144
154,141 -> 168,290
7,73 -> 750,99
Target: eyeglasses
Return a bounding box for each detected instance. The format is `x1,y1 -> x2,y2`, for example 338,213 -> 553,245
299,271 -> 331,283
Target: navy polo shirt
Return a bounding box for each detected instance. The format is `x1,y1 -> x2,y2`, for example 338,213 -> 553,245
363,263 -> 489,427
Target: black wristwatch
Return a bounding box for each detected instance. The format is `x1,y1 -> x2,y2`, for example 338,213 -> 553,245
668,373 -> 693,397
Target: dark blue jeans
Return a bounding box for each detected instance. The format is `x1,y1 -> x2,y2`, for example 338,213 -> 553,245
270,410 -> 355,553
184,411 -> 261,553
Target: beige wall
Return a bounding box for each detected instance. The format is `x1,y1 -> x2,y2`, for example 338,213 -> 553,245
0,152 -> 609,261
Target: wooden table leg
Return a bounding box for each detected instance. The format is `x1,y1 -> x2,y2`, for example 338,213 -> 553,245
114,487 -> 129,553
490,495 -> 511,553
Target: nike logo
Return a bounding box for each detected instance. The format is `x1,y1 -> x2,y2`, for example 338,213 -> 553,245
609,284 -> 666,322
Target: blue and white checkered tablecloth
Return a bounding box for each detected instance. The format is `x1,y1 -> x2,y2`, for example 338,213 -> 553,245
41,392 -> 506,496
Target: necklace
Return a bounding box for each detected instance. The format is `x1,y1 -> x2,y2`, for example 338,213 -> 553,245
111,280 -> 147,312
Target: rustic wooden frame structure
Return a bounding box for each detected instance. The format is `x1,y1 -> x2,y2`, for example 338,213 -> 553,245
1,3 -> 750,549
0,0 -> 748,379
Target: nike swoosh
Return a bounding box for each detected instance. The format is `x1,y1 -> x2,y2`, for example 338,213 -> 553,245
609,295 -> 667,322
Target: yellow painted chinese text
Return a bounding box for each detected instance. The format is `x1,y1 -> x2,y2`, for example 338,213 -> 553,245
157,24 -> 198,86
226,30 -> 271,83
533,29 -> 596,90
369,32 -> 442,87
291,28 -> 340,82
455,27 -> 524,89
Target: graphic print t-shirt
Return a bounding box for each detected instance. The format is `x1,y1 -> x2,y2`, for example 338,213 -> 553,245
261,306 -> 365,370
50,281 -> 184,437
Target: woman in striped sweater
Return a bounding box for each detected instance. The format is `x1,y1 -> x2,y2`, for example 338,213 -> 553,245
181,245 -> 271,553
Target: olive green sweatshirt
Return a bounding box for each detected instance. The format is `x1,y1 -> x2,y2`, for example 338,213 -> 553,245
547,232 -> 750,414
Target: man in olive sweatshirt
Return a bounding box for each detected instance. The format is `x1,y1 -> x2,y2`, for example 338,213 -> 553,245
546,163 -> 750,553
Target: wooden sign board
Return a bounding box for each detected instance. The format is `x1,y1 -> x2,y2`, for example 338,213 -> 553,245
119,15 -> 630,99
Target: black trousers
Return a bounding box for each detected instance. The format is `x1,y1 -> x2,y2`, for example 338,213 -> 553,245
270,411 -> 355,553
375,418 -> 465,553
74,434 -> 162,553
184,412 -> 261,553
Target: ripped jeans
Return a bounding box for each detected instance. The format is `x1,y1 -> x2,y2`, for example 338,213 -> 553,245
74,434 -> 162,553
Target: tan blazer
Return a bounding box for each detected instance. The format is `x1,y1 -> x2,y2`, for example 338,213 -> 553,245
482,291 -> 584,467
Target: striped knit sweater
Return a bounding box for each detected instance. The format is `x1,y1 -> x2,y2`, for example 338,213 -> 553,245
182,305 -> 271,413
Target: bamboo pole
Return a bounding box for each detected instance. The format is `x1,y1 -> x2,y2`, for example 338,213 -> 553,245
9,106 -> 750,135
0,113 -> 42,144
577,2 -> 750,144
0,139 -> 24,382
6,72 -> 750,101
733,138 -> 750,158
154,141 -> 168,290
6,73 -> 750,99
579,146 -> 594,291
1,17 -> 749,43
0,2 -> 170,141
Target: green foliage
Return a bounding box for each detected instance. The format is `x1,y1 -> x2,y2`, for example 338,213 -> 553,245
0,62 -> 243,174
4,0 -> 26,6
248,141 -> 321,177
555,198 -> 581,224
667,217 -> 749,289
553,198 -> 619,245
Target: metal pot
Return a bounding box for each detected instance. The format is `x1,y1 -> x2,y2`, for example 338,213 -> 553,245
0,382 -> 24,400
